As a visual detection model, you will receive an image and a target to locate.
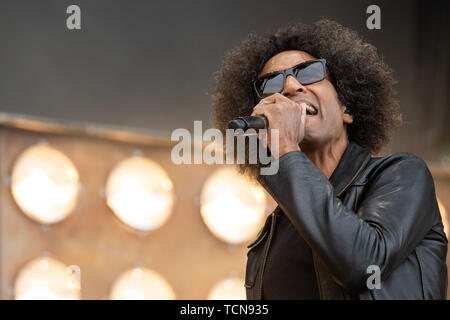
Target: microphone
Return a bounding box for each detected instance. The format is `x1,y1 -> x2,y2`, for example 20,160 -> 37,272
228,116 -> 268,131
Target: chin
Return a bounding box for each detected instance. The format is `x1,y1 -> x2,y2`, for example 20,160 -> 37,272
299,136 -> 315,149
300,133 -> 324,150
301,131 -> 316,143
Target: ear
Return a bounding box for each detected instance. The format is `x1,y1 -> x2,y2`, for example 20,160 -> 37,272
342,106 -> 353,124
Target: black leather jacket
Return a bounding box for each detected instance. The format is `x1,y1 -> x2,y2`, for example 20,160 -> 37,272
245,141 -> 448,299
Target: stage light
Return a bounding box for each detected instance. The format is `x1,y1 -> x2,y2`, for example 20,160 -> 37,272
106,157 -> 174,232
200,167 -> 267,245
11,144 -> 80,224
437,198 -> 449,239
207,276 -> 246,300
14,256 -> 80,300
110,267 -> 175,300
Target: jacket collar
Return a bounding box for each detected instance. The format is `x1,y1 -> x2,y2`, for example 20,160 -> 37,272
329,141 -> 372,197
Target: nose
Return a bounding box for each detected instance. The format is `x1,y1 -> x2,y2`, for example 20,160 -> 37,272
281,75 -> 307,97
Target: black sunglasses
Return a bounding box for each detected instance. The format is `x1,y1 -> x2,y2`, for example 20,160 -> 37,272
252,58 -> 327,99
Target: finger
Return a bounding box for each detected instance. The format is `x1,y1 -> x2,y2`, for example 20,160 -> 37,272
299,102 -> 307,124
272,92 -> 295,104
252,105 -> 273,130
252,103 -> 267,116
259,130 -> 268,149
251,107 -> 260,117
259,93 -> 281,105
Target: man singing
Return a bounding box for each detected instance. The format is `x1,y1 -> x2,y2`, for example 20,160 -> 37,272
212,19 -> 448,299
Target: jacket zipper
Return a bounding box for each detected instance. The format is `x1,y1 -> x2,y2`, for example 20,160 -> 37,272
257,209 -> 279,299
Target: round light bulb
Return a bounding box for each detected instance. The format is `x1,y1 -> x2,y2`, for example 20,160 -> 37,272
14,256 -> 80,300
200,167 -> 267,244
110,267 -> 175,300
207,276 -> 246,300
106,157 -> 174,232
11,144 -> 79,224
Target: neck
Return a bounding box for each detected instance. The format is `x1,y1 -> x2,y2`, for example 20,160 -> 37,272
300,135 -> 349,179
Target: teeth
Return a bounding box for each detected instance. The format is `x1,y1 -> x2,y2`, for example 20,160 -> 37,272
305,103 -> 317,115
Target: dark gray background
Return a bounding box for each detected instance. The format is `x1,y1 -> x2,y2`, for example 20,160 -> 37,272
1,0 -> 449,163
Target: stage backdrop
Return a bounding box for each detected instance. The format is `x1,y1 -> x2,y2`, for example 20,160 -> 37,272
0,0 -> 449,164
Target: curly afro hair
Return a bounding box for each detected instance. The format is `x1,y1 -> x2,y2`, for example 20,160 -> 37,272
212,19 -> 402,179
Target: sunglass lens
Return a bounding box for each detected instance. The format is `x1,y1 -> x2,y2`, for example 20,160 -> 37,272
295,61 -> 325,85
256,73 -> 284,98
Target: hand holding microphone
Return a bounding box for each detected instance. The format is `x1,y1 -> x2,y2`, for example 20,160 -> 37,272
228,93 -> 306,156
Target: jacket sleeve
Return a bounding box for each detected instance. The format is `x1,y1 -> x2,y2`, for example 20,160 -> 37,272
258,150 -> 441,293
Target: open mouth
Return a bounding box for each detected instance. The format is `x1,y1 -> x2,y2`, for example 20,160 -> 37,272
304,103 -> 318,116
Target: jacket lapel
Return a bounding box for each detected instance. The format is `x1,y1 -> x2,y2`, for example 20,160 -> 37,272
328,141 -> 372,197
314,141 -> 371,299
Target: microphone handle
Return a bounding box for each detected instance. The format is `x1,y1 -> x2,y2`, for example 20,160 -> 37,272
228,116 -> 268,131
